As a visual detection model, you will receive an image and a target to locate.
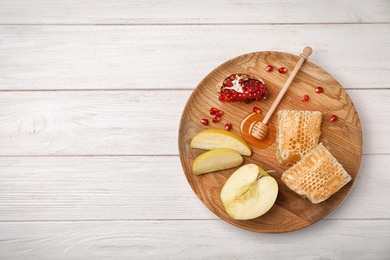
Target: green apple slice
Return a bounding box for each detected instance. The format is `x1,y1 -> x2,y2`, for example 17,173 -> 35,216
220,164 -> 278,220
192,148 -> 243,175
190,129 -> 251,156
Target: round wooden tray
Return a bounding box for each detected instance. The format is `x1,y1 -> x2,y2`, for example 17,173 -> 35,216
178,51 -> 363,233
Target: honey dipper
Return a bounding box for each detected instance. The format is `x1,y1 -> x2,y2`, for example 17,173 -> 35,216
251,46 -> 313,140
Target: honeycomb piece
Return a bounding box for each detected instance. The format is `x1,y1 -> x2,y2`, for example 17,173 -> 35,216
276,110 -> 322,165
281,143 -> 351,204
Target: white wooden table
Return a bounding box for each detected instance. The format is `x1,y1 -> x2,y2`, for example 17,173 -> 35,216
0,1 -> 389,259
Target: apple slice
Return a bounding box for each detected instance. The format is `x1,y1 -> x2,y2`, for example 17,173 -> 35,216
190,129 -> 251,156
220,164 -> 278,220
193,148 -> 243,175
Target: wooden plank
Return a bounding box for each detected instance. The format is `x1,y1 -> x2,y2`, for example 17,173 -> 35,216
347,90 -> 390,155
0,89 -> 384,156
0,0 -> 389,24
0,24 -> 389,90
0,154 -> 388,221
0,90 -> 190,156
0,156 -> 212,221
0,220 -> 388,259
0,89 -> 388,156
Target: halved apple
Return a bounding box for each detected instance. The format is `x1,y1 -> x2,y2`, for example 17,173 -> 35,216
190,129 -> 251,156
220,164 -> 278,220
192,148 -> 243,175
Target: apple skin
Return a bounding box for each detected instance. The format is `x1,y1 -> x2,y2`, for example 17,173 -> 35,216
192,148 -> 243,175
190,129 -> 251,156
220,164 -> 278,220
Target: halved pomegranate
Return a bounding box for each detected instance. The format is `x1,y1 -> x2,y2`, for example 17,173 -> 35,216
216,73 -> 267,104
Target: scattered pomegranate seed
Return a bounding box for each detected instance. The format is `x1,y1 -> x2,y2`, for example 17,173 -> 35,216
210,107 -> 218,115
225,123 -> 232,131
278,67 -> 287,73
330,115 -> 338,122
265,65 -> 273,72
212,116 -> 221,123
301,94 -> 310,101
215,110 -> 224,117
200,119 -> 209,125
253,107 -> 261,114
315,86 -> 324,93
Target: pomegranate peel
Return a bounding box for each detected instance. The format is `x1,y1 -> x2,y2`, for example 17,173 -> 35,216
216,73 -> 267,104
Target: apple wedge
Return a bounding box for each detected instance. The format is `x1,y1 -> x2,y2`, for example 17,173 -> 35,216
190,129 -> 251,156
220,164 -> 278,220
192,148 -> 243,175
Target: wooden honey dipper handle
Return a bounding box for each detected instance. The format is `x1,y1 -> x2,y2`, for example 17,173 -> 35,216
251,46 -> 313,140
263,46 -> 312,124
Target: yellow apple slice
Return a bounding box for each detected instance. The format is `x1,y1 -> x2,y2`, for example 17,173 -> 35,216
190,129 -> 251,156
192,148 -> 243,175
220,164 -> 278,220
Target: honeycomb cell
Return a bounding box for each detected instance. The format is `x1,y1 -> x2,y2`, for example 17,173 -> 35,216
276,110 -> 323,165
281,143 -> 352,204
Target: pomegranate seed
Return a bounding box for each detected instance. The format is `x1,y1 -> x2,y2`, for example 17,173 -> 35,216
218,74 -> 267,104
265,65 -> 273,72
278,67 -> 287,73
219,94 -> 227,102
315,86 -> 324,93
200,119 -> 209,125
210,107 -> 218,115
253,107 -> 261,114
301,94 -> 309,101
215,110 -> 224,117
212,116 -> 221,123
225,123 -> 232,131
330,115 -> 338,122
223,80 -> 233,87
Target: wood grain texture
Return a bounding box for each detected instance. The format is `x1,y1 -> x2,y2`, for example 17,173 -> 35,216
0,154 -> 388,221
0,0 -> 389,258
1,0 -> 389,24
0,24 -> 389,90
179,51 -> 363,232
0,90 -> 190,156
0,89 -> 389,156
0,156 -> 209,221
0,220 -> 389,259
